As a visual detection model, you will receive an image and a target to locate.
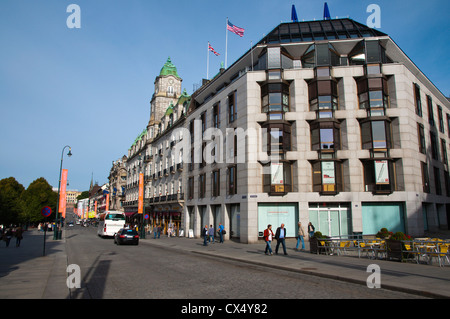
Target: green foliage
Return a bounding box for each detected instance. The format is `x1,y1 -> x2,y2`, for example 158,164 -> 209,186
0,177 -> 25,225
313,231 -> 324,238
376,228 -> 391,238
0,177 -> 57,225
20,178 -> 57,223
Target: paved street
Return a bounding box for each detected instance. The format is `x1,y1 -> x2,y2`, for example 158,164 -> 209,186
2,217 -> 442,301
64,223 -> 424,299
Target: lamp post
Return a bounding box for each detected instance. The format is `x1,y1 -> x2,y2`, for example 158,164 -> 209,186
54,145 -> 72,240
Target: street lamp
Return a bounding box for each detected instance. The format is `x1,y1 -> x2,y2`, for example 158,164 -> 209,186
54,145 -> 72,240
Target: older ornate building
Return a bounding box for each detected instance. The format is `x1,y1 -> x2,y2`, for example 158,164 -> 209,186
124,57 -> 190,234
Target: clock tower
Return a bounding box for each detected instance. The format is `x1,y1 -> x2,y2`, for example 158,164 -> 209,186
148,57 -> 182,135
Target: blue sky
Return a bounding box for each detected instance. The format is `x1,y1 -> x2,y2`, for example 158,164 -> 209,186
0,0 -> 449,191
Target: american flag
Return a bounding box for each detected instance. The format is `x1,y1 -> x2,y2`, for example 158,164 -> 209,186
227,20 -> 244,37
208,42 -> 220,56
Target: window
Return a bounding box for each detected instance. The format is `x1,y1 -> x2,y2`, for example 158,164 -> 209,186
438,106 -> 444,133
308,79 -> 338,118
441,139 -> 448,165
447,114 -> 450,138
213,103 -> 220,128
427,95 -> 434,127
201,112 -> 207,134
267,47 -> 281,69
362,160 -> 394,194
301,44 -> 340,68
188,177 -> 194,199
357,75 -> 389,116
228,91 -> 237,123
434,167 -> 442,195
414,83 -> 422,117
430,131 -> 439,160
198,173 -> 206,198
261,82 -> 290,118
418,123 -> 426,154
228,165 -> 237,195
212,170 -> 220,197
361,120 -> 391,151
310,121 -> 340,156
421,162 -> 430,193
263,162 -> 293,195
262,123 -> 291,158
312,161 -> 342,194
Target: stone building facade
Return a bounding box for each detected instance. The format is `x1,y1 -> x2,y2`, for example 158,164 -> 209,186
181,18 -> 450,243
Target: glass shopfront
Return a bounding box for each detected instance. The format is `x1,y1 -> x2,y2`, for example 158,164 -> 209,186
258,203 -> 298,237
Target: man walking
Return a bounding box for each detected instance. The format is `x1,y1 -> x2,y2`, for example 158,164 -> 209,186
202,225 -> 209,246
275,223 -> 288,255
218,223 -> 224,243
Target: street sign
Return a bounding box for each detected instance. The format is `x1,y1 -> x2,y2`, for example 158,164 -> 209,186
41,206 -> 52,218
144,214 -> 149,220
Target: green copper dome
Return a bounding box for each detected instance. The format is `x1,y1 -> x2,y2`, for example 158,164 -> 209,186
159,57 -> 180,79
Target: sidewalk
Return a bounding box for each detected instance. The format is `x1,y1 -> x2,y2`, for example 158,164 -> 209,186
140,235 -> 450,298
0,229 -> 70,299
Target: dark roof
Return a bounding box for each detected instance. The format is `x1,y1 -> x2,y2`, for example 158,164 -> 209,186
259,18 -> 387,45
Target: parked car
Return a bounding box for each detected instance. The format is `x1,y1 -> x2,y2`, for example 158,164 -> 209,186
114,228 -> 139,245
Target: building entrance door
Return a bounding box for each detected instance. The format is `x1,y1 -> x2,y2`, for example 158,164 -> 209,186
309,203 -> 352,237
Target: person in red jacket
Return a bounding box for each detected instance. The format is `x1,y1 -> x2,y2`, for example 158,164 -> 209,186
264,224 -> 275,255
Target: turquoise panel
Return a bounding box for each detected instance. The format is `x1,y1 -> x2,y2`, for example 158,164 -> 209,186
258,203 -> 298,237
362,202 -> 405,235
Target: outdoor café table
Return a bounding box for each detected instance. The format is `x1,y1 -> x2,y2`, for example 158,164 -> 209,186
415,242 -> 438,264
370,242 -> 387,260
319,240 -> 337,255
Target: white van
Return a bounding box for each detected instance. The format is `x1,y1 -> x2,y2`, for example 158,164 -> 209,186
97,211 -> 126,237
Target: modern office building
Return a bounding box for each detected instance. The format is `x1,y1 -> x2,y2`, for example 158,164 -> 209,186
182,18 -> 450,243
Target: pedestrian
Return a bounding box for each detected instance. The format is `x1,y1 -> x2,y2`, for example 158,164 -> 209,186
153,225 -> 158,239
296,222 -> 305,251
3,228 -> 12,248
157,225 -> 161,238
208,225 -> 215,243
308,222 -> 315,239
275,223 -> 288,255
264,224 -> 275,255
202,225 -> 208,246
168,222 -> 173,238
15,226 -> 23,247
218,223 -> 224,243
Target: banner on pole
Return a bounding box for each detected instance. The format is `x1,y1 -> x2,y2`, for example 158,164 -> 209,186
138,173 -> 144,214
59,169 -> 68,218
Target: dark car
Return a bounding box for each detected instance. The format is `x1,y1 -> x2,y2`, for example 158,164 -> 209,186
114,228 -> 139,245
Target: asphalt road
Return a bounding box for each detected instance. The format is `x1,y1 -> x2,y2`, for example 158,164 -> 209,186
65,217 -> 424,300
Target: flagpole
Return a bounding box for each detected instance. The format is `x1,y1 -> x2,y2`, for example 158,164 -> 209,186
251,41 -> 253,71
225,17 -> 228,69
207,41 -> 210,80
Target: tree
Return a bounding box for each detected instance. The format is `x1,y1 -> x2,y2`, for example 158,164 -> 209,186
0,177 -> 25,225
76,191 -> 89,201
20,177 -> 57,224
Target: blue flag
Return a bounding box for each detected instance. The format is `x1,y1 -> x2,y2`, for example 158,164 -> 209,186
291,5 -> 298,22
324,2 -> 331,20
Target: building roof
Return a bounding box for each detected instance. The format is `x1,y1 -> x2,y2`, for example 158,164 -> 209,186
159,57 -> 180,79
259,18 -> 387,45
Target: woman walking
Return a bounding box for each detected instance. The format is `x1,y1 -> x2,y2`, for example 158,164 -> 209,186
264,224 -> 275,255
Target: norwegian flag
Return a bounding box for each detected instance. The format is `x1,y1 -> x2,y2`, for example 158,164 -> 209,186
208,42 -> 220,56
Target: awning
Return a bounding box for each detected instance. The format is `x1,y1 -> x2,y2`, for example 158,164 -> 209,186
125,211 -> 137,217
